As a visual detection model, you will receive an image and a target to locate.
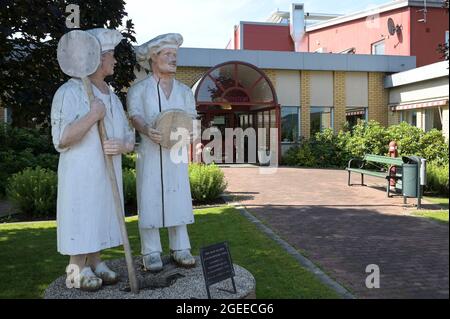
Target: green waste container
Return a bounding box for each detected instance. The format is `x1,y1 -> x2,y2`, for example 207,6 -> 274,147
402,163 -> 418,197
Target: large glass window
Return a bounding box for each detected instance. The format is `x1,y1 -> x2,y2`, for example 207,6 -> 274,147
281,106 -> 299,142
310,107 -> 333,136
425,108 -> 442,132
401,110 -> 418,127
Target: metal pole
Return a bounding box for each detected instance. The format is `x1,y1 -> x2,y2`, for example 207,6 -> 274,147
157,78 -> 165,227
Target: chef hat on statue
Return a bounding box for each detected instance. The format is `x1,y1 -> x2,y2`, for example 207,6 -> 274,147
86,28 -> 123,53
135,33 -> 183,70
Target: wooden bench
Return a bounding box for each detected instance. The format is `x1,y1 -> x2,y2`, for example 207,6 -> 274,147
346,154 -> 404,197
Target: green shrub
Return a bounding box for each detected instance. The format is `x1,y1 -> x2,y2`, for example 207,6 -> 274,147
387,122 -> 424,156
0,123 -> 55,154
122,152 -> 137,170
425,163 -> 449,196
0,124 -> 58,196
346,121 -> 390,158
282,146 -> 301,166
282,121 -> 449,168
0,149 -> 36,195
122,168 -> 136,206
6,167 -> 57,218
419,129 -> 449,166
189,163 -> 227,203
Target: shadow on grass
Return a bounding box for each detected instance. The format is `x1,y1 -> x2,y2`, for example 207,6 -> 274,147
0,206 -> 338,299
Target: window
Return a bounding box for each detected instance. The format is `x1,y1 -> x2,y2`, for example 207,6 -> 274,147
346,107 -> 368,128
445,31 -> 449,58
281,106 -> 299,142
425,108 -> 442,132
310,107 -> 333,136
371,40 -> 385,55
401,110 -> 417,127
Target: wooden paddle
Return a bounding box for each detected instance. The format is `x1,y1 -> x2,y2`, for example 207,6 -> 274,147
57,30 -> 139,294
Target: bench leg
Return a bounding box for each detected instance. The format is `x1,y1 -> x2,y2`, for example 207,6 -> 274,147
348,171 -> 351,186
361,174 -> 366,186
386,180 -> 391,198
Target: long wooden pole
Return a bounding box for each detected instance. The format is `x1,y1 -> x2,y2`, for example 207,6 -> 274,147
82,77 -> 139,294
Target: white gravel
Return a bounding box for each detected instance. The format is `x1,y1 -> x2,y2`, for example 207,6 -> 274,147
44,256 -> 256,299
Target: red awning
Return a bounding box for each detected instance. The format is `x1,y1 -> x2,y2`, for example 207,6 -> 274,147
346,110 -> 365,116
390,99 -> 448,111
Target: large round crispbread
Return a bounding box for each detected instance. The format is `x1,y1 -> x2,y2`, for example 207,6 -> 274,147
154,109 -> 194,149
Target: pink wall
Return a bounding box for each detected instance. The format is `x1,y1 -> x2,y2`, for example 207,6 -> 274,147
307,7 -> 411,55
410,7 -> 449,67
243,24 -> 294,51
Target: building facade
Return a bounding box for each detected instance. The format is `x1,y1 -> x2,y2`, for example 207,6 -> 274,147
386,60 -> 449,139
164,47 -> 416,162
227,0 -> 449,67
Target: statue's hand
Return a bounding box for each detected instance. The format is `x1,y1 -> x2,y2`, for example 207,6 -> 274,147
103,139 -> 127,155
146,126 -> 162,144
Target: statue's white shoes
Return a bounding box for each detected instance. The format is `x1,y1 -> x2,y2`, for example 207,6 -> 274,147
76,267 -> 102,292
171,249 -> 196,268
143,252 -> 163,272
94,261 -> 119,285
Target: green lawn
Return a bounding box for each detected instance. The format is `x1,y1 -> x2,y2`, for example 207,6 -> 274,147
0,206 -> 339,299
413,210 -> 449,224
414,196 -> 449,224
424,196 -> 449,210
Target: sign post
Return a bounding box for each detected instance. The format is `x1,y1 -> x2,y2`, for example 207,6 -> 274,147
200,242 -> 237,299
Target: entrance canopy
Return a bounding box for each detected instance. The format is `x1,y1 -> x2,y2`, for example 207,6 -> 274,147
193,61 -> 277,111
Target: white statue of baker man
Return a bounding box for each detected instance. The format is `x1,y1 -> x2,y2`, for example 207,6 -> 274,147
51,28 -> 135,291
127,33 -> 197,271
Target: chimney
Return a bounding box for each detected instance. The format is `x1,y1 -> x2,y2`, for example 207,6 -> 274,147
290,3 -> 305,52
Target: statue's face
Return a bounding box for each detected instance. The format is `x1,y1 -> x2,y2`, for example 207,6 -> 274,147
152,48 -> 177,74
100,50 -> 117,76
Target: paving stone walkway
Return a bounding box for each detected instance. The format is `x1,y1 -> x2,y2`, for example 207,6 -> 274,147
222,167 -> 449,299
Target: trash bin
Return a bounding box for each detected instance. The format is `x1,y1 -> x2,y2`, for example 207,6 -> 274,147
402,163 -> 418,197
401,156 -> 426,209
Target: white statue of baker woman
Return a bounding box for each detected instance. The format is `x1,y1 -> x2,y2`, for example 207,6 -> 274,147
127,33 -> 196,271
51,28 -> 135,291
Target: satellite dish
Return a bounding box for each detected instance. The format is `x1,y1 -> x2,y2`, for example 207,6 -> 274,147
387,18 -> 396,36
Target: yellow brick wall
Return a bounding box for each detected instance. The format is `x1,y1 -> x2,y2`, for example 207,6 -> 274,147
261,69 -> 277,91
176,66 -> 209,88
300,70 -> 311,138
388,109 -> 400,126
333,71 -> 346,133
368,72 -> 388,126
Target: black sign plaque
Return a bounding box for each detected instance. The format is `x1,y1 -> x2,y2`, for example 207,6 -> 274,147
200,241 -> 237,299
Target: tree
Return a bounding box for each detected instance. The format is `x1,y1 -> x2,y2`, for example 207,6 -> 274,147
0,0 -> 137,128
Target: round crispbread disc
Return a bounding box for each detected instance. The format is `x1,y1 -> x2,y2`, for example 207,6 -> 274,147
154,109 -> 194,149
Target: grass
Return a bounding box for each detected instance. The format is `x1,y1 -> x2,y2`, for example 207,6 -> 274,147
0,206 -> 339,299
413,211 -> 448,224
424,196 -> 449,210
414,196 -> 449,224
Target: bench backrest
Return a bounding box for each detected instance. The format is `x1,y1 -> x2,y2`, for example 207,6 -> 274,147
363,154 -> 403,166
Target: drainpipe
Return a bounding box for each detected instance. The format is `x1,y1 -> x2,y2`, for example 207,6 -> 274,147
290,3 -> 305,52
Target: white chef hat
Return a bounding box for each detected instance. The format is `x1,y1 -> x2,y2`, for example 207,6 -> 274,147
135,33 -> 183,70
86,28 -> 123,53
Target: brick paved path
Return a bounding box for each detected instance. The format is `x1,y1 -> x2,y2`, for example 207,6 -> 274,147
222,167 -> 449,299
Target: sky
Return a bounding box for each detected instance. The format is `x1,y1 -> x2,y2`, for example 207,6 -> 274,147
124,0 -> 391,48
